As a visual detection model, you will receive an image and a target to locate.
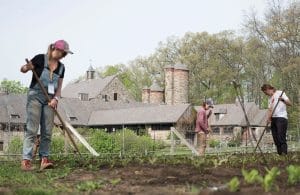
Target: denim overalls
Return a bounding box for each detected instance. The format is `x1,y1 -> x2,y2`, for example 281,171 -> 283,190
22,55 -> 64,160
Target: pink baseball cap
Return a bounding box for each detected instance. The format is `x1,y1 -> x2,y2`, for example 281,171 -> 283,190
53,40 -> 73,54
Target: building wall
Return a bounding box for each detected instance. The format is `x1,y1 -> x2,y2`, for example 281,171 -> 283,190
100,77 -> 135,103
147,127 -> 170,140
150,91 -> 164,104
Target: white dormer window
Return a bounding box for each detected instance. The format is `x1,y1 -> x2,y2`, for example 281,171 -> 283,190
10,114 -> 20,119
78,93 -> 89,101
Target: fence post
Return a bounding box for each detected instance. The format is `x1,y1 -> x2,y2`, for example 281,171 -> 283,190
122,124 -> 125,156
170,127 -> 174,154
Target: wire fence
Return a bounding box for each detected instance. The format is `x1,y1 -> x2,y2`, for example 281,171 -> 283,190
0,123 -> 299,161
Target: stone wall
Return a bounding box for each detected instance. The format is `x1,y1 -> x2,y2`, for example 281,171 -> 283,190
100,77 -> 135,103
164,67 -> 174,105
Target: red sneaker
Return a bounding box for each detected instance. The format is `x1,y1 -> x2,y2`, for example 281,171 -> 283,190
40,157 -> 53,170
21,159 -> 34,171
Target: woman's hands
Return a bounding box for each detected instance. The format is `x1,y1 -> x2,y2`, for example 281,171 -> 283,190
48,98 -> 58,109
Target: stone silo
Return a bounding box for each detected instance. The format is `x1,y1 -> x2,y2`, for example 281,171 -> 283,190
164,65 -> 174,105
164,63 -> 189,105
149,82 -> 164,104
142,87 -> 150,103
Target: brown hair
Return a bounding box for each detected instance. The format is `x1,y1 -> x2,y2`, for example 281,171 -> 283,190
261,84 -> 276,91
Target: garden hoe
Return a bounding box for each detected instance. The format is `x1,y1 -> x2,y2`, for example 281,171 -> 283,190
26,59 -> 99,157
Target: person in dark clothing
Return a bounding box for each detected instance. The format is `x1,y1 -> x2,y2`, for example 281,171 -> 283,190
20,40 -> 73,171
261,84 -> 292,155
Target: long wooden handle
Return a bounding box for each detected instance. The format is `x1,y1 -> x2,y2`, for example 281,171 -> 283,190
25,59 -> 81,155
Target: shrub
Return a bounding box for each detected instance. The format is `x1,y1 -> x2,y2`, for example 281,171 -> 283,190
88,128 -> 164,155
209,139 -> 220,148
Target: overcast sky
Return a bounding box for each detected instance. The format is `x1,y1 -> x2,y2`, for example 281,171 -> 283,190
0,0 -> 268,88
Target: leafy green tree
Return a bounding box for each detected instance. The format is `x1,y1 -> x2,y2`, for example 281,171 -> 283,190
0,79 -> 28,94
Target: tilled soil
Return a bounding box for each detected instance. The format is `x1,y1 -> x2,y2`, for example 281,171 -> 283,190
59,163 -> 300,195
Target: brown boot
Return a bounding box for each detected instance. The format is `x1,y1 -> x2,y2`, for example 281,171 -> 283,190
40,157 -> 53,170
21,159 -> 34,171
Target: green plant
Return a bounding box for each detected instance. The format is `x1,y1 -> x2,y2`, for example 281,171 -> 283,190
208,139 -> 220,148
286,165 -> 300,185
76,180 -> 103,191
227,177 -> 240,192
6,136 -> 22,154
88,128 -> 164,155
262,167 -> 280,192
110,178 -> 121,186
50,136 -> 66,154
242,169 -> 263,184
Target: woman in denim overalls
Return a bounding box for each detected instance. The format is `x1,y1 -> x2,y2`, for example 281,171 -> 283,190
20,40 -> 73,171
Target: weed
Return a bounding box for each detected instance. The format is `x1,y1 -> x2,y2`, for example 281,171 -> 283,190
110,178 -> 122,186
262,167 -> 280,192
227,177 -> 240,192
286,165 -> 300,185
76,180 -> 103,191
242,169 -> 263,184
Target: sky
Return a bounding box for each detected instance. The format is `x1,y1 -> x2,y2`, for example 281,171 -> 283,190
0,0 -> 268,88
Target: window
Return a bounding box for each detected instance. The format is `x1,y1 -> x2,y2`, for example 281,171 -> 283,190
78,93 -> 89,101
10,114 -> 20,119
215,114 -> 220,121
151,124 -> 172,130
223,127 -> 234,134
102,94 -> 108,102
69,117 -> 78,121
212,127 -> 220,134
114,93 -> 118,101
0,141 -> 3,151
214,113 -> 224,121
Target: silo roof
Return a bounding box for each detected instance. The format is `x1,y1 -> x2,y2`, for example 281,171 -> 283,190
164,63 -> 189,71
150,82 -> 164,92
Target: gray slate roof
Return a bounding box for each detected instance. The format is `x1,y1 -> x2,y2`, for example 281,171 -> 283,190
62,75 -> 116,99
56,98 -> 158,126
165,63 -> 189,71
88,104 -> 191,126
150,82 -> 164,92
0,94 -> 27,123
195,102 -> 268,127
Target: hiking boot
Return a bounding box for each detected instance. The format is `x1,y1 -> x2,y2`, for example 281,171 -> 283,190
21,159 -> 34,171
40,157 -> 53,170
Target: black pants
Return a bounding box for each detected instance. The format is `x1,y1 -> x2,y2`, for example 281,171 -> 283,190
271,117 -> 288,155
